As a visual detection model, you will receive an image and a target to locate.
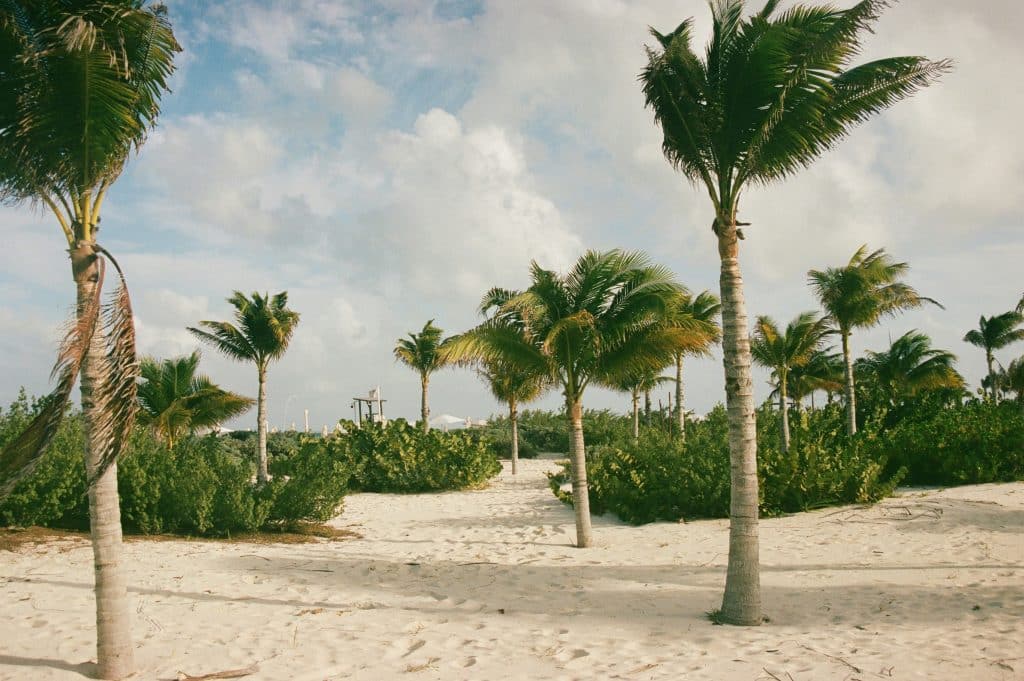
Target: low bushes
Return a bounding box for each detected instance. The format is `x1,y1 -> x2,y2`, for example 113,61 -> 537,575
340,420 -> 502,493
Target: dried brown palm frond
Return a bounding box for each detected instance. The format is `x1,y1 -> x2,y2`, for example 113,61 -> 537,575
0,257 -> 104,499
87,246 -> 139,486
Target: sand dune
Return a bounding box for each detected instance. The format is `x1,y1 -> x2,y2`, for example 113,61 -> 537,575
1,458 -> 1021,680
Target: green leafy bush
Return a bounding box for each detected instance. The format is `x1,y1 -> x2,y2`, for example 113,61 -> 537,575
339,420 -> 501,493
876,401 -> 1024,485
0,392 -> 349,535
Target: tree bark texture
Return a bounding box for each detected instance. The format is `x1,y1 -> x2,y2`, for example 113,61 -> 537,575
72,243 -> 135,680
567,398 -> 592,548
256,364 -> 269,483
509,399 -> 518,475
676,355 -> 686,441
716,223 -> 762,626
779,373 -> 790,454
421,375 -> 430,432
841,329 -> 857,435
986,351 -> 995,400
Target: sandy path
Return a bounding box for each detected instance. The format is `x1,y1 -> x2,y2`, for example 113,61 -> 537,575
1,458 -> 1022,680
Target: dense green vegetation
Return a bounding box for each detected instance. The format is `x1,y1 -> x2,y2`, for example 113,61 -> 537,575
0,393 -> 500,536
547,399 -> 1023,525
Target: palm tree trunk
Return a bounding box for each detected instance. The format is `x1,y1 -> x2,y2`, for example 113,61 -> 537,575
72,243 -> 134,680
643,389 -> 651,424
715,220 -> 761,626
676,355 -> 686,442
632,390 -> 640,442
841,328 -> 857,436
566,397 -> 592,548
256,364 -> 269,484
986,351 -> 995,400
779,374 -> 790,454
509,399 -> 519,475
421,375 -> 430,432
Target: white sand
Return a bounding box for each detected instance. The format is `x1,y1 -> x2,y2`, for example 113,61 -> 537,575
1,458 -> 1022,681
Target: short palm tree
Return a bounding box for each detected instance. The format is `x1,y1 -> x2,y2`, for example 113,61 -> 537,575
666,290 -> 721,440
0,3 -> 178,676
477,358 -> 548,474
750,313 -> 831,452
963,312 -> 1024,400
1001,357 -> 1024,408
641,0 -> 949,624
857,331 -> 963,407
451,250 -> 689,547
613,368 -> 672,442
189,291 -> 300,484
137,352 -> 254,449
786,348 -> 844,409
394,320 -> 454,432
809,245 -> 940,435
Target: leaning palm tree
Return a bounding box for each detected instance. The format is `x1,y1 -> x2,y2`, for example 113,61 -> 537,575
189,291 -> 300,484
857,331 -> 964,407
451,250 -> 689,547
0,4 -> 178,677
665,290 -> 721,440
394,320 -> 454,432
641,0 -> 949,624
750,313 -> 831,452
477,358 -> 548,474
809,245 -> 940,436
137,352 -> 254,449
963,312 -> 1024,400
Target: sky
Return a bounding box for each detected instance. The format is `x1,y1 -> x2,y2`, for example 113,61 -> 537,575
1,0 -> 1022,431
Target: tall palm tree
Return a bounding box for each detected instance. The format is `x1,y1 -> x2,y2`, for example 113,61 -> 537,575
0,3 -> 178,676
640,0 -> 949,624
394,320 -> 454,432
137,352 -> 254,449
189,291 -> 300,484
857,331 -> 963,407
809,245 -> 940,436
451,250 -> 689,547
666,290 -> 721,440
963,312 -> 1024,400
750,313 -> 831,452
477,358 -> 548,474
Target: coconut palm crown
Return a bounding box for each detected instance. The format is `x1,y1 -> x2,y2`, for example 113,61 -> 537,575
450,249 -> 691,547
963,312 -> 1024,400
641,0 -> 950,625
0,4 -> 179,677
809,245 -> 941,435
189,291 -> 300,484
750,312 -> 832,452
857,330 -> 964,407
394,320 -> 455,432
137,352 -> 254,449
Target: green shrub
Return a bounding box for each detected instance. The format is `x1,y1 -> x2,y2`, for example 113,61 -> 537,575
877,401 -> 1024,485
268,435 -> 353,525
340,420 -> 501,493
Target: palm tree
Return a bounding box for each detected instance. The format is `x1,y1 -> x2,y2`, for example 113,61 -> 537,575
0,4 -> 178,676
666,290 -> 721,440
477,359 -> 548,474
857,331 -> 963,407
394,320 -> 454,432
787,348 -> 844,409
640,0 -> 949,624
1001,357 -> 1024,409
750,313 -> 831,452
963,312 -> 1024,400
451,250 -> 689,547
809,245 -> 940,435
137,352 -> 254,449
189,291 -> 300,484
613,368 -> 672,442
